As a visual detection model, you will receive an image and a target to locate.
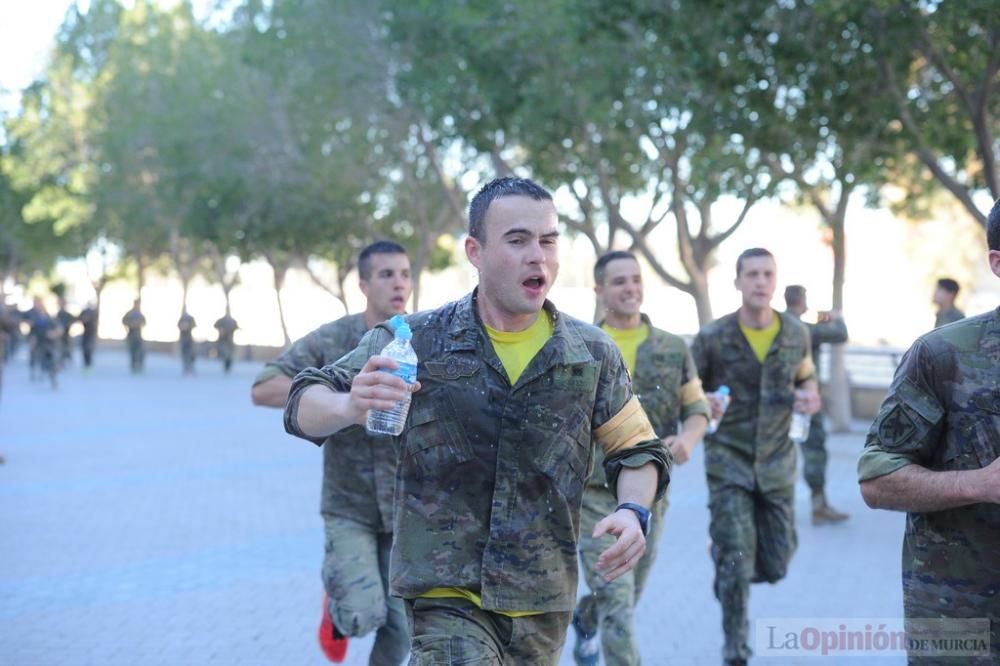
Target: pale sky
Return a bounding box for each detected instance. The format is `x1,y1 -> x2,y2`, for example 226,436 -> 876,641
0,0 -> 75,116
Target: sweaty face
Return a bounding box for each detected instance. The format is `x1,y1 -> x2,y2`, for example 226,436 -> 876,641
360,253 -> 412,321
466,196 -> 560,328
597,257 -> 643,319
735,255 -> 777,311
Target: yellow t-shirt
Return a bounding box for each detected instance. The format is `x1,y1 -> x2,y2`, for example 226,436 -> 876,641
739,313 -> 781,363
419,312 -> 554,617
601,322 -> 650,373
484,311 -> 554,384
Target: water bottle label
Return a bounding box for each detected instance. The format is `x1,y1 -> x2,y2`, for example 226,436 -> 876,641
393,362 -> 417,384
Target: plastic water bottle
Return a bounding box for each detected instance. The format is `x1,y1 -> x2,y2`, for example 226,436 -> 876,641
706,385 -> 730,434
366,316 -> 417,436
789,410 -> 811,444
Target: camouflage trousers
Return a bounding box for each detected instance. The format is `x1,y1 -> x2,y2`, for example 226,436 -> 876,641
708,480 -> 797,662
404,596 -> 571,665
798,413 -> 828,493
127,340 -> 144,373
180,341 -> 195,374
323,516 -> 408,666
574,486 -> 668,666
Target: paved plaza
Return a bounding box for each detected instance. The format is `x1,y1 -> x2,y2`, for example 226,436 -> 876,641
1,349 -> 907,665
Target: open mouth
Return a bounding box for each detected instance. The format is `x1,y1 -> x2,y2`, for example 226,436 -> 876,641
523,276 -> 546,290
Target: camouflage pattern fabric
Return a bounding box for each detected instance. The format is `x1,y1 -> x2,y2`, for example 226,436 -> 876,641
56,308 -> 75,364
858,307 -> 1000,663
576,317 -> 709,665
213,315 -> 238,371
404,596 -> 571,666
324,515 -> 408,664
934,305 -> 965,329
285,292 -> 671,615
178,313 -> 196,373
691,310 -> 813,662
691,311 -> 814,492
78,307 -> 97,367
254,313 -> 395,531
257,313 -> 407,662
798,316 -> 848,492
122,308 -> 145,372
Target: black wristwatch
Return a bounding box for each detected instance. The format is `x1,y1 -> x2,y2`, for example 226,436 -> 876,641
616,502 -> 651,536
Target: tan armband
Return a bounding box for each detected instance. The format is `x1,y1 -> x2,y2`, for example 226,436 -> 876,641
594,396 -> 658,455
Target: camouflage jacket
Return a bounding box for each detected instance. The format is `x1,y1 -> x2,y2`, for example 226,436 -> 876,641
284,292 -> 671,613
78,307 -> 97,341
588,314 -> 710,488
802,316 -> 848,358
691,310 -> 815,492
934,305 -> 965,329
858,308 -> 1000,615
214,316 -> 238,345
254,313 -> 395,532
178,314 -> 196,341
121,309 -> 145,340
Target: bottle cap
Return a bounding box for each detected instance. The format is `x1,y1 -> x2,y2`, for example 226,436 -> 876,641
717,385 -> 730,396
396,321 -> 412,341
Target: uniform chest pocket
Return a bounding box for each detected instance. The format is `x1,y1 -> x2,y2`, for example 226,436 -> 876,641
403,393 -> 475,476
970,419 -> 999,468
529,403 -> 593,500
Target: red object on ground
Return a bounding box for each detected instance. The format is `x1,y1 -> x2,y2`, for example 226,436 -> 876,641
318,594 -> 348,662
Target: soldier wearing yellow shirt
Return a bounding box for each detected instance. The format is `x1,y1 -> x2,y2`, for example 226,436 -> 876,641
691,248 -> 821,666
284,178 -> 670,665
571,251 -> 710,666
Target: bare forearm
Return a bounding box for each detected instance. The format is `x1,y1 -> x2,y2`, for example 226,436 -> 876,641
679,412 -> 708,443
251,375 -> 293,407
615,463 -> 658,508
860,464 -> 986,512
293,384 -> 363,439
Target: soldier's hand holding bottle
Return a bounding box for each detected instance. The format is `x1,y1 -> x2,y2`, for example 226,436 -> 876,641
793,388 -> 821,415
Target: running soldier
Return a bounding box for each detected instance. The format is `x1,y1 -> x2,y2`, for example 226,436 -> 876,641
121,299 -> 146,374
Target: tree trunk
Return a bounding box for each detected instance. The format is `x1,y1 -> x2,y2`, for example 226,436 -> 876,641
136,254 -> 146,301
826,191 -> 852,432
268,257 -> 292,346
690,266 -> 713,326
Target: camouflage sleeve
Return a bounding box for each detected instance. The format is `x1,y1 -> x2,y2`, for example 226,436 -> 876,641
252,328 -> 327,387
857,339 -> 945,482
592,344 -> 672,501
282,327 -> 393,446
809,318 -> 848,346
689,331 -> 714,391
679,347 -> 711,421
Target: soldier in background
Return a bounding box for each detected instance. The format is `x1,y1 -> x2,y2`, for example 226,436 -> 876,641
252,240 -> 413,665
283,177 -> 670,665
860,199 -> 1000,663
692,249 -> 820,666
932,278 -> 964,328
55,296 -> 76,368
213,310 -> 238,374
178,310 -> 197,376
28,297 -> 62,389
121,299 -> 146,374
784,285 -> 850,525
78,303 -> 98,372
571,250 -> 709,666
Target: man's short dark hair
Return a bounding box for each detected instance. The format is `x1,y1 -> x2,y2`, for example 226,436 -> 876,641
358,240 -> 407,281
593,250 -> 638,286
736,248 -> 774,277
468,176 -> 553,243
988,197 -> 1000,251
784,285 -> 806,309
936,278 -> 960,295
